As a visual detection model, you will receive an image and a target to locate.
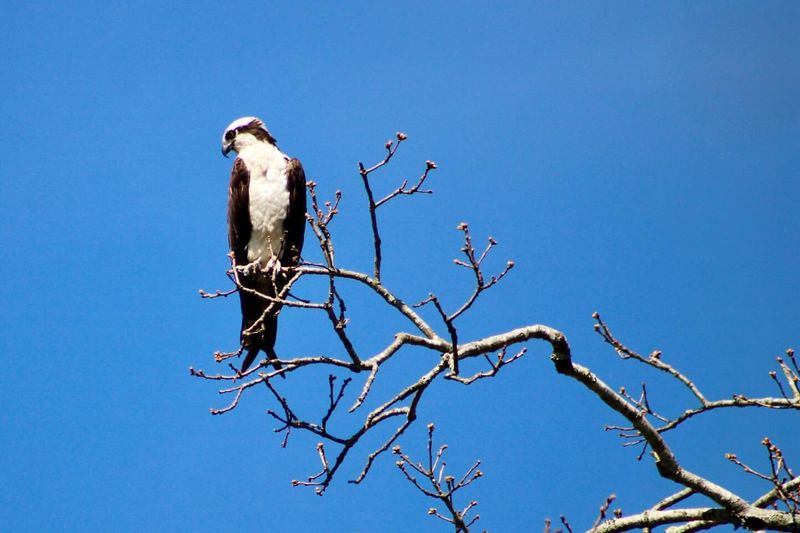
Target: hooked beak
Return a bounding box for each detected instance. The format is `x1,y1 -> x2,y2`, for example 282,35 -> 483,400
221,144 -> 232,158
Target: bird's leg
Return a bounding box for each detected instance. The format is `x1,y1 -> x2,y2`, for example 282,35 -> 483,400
240,259 -> 261,278
266,255 -> 283,285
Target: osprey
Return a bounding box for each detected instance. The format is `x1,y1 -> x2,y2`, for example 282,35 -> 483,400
221,117 -> 306,373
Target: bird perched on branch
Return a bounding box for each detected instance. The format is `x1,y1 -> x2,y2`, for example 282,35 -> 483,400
221,117 -> 306,373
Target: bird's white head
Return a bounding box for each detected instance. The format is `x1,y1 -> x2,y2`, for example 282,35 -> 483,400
221,116 -> 277,157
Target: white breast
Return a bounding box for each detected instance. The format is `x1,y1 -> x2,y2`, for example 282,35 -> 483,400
238,144 -> 290,265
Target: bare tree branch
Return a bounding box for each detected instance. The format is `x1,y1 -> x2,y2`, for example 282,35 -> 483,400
195,131 -> 799,532
394,424 -> 483,532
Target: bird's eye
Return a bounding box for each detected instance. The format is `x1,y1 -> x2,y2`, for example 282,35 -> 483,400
225,130 -> 236,141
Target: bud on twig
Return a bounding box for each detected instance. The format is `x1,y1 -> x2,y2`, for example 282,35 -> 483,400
396,132 -> 407,141
426,160 -> 437,169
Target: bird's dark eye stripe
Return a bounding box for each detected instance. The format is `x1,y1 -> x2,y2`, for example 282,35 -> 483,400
225,130 -> 236,140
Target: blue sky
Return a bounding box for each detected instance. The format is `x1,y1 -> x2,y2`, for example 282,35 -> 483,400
1,2 -> 798,531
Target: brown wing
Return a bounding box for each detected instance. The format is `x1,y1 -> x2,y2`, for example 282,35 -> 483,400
227,157 -> 261,344
227,158 -> 251,268
228,157 -> 272,371
280,158 -> 307,266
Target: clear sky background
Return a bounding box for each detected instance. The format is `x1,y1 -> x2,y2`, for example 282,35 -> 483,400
1,2 -> 798,532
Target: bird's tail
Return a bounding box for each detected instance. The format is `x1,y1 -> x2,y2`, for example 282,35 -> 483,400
240,308 -> 285,378
238,269 -> 289,377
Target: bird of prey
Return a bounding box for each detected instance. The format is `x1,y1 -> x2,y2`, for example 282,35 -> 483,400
221,117 -> 306,373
